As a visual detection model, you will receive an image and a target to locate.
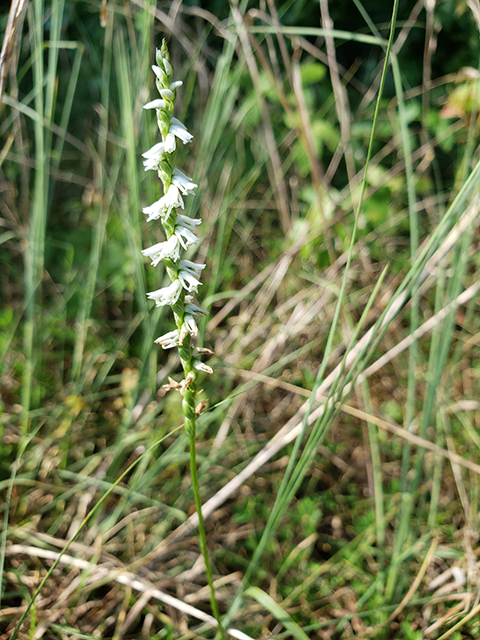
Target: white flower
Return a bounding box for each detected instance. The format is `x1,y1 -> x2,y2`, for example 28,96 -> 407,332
164,133 -> 176,153
142,141 -> 166,171
142,235 -> 181,266
170,118 -> 194,144
152,64 -> 181,89
174,223 -> 199,250
179,272 -> 202,292
175,215 -> 201,249
159,88 -> 175,100
176,214 -> 201,227
172,168 -> 197,195
193,361 -> 213,374
193,346 -> 214,356
175,228 -> 197,250
147,279 -> 182,307
143,98 -> 167,110
180,259 -> 206,277
154,53 -> 173,76
142,184 -> 184,221
162,120 -> 194,154
178,259 -> 206,292
155,329 -> 180,349
152,64 -> 166,82
176,214 -> 201,229
184,314 -> 198,336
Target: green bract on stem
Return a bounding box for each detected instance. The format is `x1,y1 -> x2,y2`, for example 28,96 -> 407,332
141,40 -> 224,637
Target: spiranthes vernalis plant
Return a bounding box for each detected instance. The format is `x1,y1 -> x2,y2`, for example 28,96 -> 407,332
141,40 -> 225,637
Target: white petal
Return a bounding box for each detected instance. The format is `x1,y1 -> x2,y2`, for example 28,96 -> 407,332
180,259 -> 206,278
193,361 -> 213,374
178,260 -> 205,291
143,99 -> 167,109
147,279 -> 182,306
159,88 -> 175,100
172,168 -> 197,195
176,214 -> 202,229
142,236 -> 181,265
152,65 -> 165,81
142,141 -> 165,159
164,132 -> 176,153
174,216 -> 200,248
184,314 -> 198,337
171,117 -> 187,129
155,329 -> 180,349
175,226 -> 198,249
170,122 -> 193,144
142,200 -> 162,221
142,141 -> 166,171
178,271 -> 202,292
142,198 -> 165,221
142,184 -> 184,222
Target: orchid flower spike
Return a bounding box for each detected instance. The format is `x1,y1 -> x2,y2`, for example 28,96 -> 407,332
141,38 -> 212,401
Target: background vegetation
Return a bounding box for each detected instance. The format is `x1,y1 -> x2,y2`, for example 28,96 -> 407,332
2,0 -> 480,638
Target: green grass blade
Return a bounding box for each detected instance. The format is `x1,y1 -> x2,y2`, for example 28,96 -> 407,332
245,587 -> 310,640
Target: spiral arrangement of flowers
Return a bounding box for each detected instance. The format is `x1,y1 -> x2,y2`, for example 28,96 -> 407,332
142,40 -> 211,433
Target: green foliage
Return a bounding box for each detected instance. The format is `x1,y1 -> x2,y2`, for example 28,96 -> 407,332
2,0 -> 480,638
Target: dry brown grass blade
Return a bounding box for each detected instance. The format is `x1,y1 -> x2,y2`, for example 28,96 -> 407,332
4,544 -> 254,640
290,51 -> 337,267
326,400 -> 480,476
386,537 -> 438,624
359,0 -> 424,112
230,0 -> 291,233
242,7 -> 335,250
207,262 -> 276,333
319,0 -> 355,188
218,367 -> 480,478
0,0 -> 28,101
468,0 -> 480,31
119,588 -> 156,637
424,598 -> 472,635
137,198 -> 480,574
212,223 -> 334,451
211,278 -> 333,451
142,285 -> 480,573
358,279 -> 480,384
435,599 -> 480,640
165,201 -> 480,532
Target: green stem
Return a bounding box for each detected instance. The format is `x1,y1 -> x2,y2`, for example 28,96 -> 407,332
187,411 -> 225,638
